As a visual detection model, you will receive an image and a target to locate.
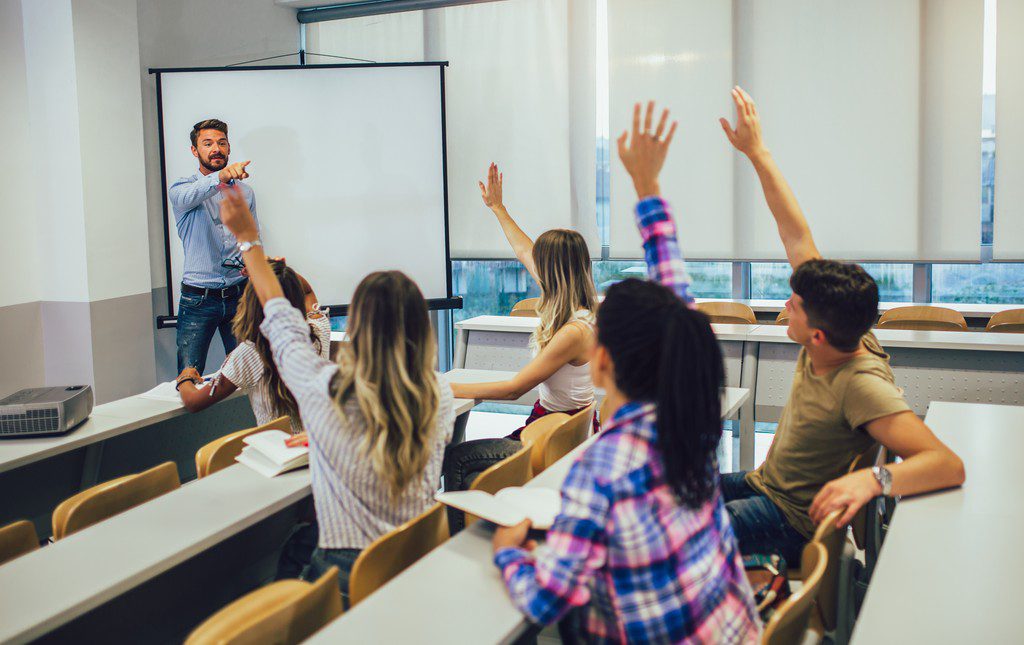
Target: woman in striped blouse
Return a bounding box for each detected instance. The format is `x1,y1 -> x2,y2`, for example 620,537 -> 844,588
491,103 -> 760,643
217,187 -> 455,607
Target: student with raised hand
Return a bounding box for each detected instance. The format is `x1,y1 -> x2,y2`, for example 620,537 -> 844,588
442,164 -> 598,502
175,259 -> 330,435
217,186 -> 455,606
718,86 -> 965,564
491,102 -> 760,643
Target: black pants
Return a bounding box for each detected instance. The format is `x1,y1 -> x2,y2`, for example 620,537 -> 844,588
441,438 -> 522,533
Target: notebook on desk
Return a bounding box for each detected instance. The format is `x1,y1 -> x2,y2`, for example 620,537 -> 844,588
235,430 -> 309,477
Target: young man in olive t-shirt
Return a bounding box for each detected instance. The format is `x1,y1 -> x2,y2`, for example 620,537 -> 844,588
717,87 -> 966,565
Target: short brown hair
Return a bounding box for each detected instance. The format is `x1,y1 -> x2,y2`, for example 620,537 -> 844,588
190,119 -> 228,147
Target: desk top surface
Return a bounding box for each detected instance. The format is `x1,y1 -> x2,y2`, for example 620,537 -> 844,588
0,393 -> 195,475
696,298 -> 1022,318
457,315 -> 1024,352
0,393 -> 477,643
308,388 -> 750,643
851,401 -> 1024,644
0,464 -> 312,644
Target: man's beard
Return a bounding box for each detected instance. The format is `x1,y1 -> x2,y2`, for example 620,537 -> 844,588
200,155 -> 227,173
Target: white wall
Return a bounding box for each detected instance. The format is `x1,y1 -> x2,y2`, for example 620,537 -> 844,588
0,0 -> 39,308
136,0 -> 300,292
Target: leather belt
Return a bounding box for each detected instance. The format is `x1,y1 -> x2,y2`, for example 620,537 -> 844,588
181,281 -> 246,299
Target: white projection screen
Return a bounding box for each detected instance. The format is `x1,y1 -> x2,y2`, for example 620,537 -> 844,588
155,64 -> 451,316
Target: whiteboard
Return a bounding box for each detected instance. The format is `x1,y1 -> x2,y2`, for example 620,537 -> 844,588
157,64 -> 450,315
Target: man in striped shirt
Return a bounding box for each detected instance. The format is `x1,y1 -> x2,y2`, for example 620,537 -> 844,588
168,118 -> 258,373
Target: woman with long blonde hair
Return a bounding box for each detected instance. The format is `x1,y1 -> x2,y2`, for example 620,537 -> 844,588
218,187 -> 454,606
443,165 -> 599,525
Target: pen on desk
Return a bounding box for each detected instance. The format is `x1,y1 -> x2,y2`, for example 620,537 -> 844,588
207,376 -> 218,398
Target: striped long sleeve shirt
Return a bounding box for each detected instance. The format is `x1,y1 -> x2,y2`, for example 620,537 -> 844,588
493,196 -> 761,643
259,298 -> 455,549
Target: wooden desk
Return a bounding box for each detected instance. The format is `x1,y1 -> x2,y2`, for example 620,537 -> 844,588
851,401 -> 1024,644
308,388 -> 750,643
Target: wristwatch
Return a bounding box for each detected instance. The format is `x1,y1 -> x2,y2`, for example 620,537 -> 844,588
871,465 -> 893,496
236,239 -> 263,254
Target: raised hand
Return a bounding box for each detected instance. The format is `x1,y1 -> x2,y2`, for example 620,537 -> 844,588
719,87 -> 766,158
616,101 -> 677,198
218,160 -> 251,183
478,163 -> 504,211
218,185 -> 259,242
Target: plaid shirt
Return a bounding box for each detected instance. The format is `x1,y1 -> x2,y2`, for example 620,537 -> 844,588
494,196 -> 761,643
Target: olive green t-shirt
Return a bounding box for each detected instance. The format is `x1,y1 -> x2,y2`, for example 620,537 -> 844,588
745,333 -> 910,538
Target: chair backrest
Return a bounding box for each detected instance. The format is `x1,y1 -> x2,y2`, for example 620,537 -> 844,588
52,461 -> 180,540
196,415 -> 292,479
986,309 -> 1024,333
543,403 -> 595,471
762,543 -> 828,645
776,309 -> 790,326
0,520 -> 38,566
808,508 -> 845,631
510,297 -> 540,318
519,413 -> 570,476
465,444 -> 534,526
599,397 -> 616,427
877,306 -> 966,331
849,444 -> 885,551
348,502 -> 450,607
696,302 -> 757,325
185,567 -> 343,645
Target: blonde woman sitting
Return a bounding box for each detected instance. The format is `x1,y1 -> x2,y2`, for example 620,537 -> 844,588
443,165 -> 598,527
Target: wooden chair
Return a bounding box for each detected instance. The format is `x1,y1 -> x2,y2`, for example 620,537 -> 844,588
348,503 -> 449,608
196,415 -> 291,479
599,396 -> 616,427
542,404 -> 595,471
776,310 -> 790,326
509,297 -> 540,318
696,302 -> 757,325
0,520 -> 38,566
761,543 -> 828,645
519,413 -> 570,477
185,567 -> 342,645
464,444 -> 534,527
52,462 -> 180,540
986,309 -> 1024,333
877,306 -> 966,331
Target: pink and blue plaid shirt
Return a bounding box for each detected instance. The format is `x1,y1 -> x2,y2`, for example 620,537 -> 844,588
494,196 -> 761,643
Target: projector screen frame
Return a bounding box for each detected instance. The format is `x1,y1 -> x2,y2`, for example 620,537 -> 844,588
148,61 -> 459,327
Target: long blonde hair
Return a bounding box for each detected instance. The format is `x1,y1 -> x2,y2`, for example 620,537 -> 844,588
531,229 -> 597,350
332,271 -> 440,498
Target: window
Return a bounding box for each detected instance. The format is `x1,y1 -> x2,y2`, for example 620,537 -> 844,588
751,262 -> 913,301
593,260 -> 732,297
452,260 -> 540,324
932,263 -> 1024,303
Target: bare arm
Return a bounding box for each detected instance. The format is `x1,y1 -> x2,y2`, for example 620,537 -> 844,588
720,87 -> 820,269
451,323 -> 592,401
810,411 -> 965,527
480,163 -> 539,284
176,368 -> 237,413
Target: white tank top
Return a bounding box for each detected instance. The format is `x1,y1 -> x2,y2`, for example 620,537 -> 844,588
538,315 -> 596,412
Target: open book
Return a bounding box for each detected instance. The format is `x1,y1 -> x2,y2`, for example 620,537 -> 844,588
435,487 -> 561,529
139,374 -> 214,403
235,430 -> 309,477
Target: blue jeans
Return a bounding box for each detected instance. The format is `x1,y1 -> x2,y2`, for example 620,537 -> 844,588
721,471 -> 807,568
301,546 -> 362,610
176,288 -> 241,373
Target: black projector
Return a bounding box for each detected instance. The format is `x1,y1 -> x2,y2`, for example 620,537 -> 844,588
0,386 -> 94,438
